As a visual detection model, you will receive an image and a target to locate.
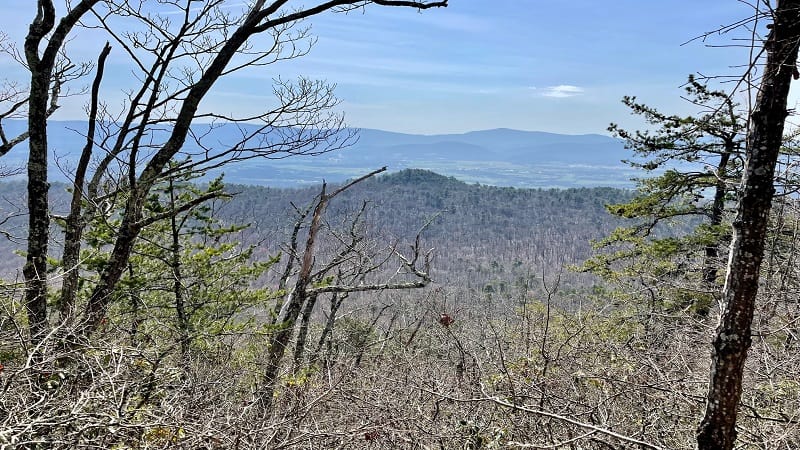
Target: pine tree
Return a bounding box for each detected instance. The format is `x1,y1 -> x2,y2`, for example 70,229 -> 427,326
584,76 -> 745,317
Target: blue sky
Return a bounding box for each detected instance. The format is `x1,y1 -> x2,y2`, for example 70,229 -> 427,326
0,1 -> 774,135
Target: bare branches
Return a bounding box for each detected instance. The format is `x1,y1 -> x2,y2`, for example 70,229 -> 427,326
484,395 -> 665,450
3,1 -> 455,442
258,168 -> 435,408
0,81 -> 30,157
0,48 -> 89,158
373,0 -> 448,7
136,188 -> 229,228
698,2 -> 800,448
57,42 -> 112,326
0,195 -> 25,241
251,1 -> 447,33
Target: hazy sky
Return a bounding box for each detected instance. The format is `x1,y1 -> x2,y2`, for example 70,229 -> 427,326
0,1 -> 778,135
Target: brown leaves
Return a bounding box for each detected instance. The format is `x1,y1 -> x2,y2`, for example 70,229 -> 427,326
439,313 -> 454,327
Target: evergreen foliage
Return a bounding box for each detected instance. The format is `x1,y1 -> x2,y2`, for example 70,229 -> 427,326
584,76 -> 746,316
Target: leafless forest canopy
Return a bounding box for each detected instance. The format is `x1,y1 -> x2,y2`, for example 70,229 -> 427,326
3,0 -> 800,449
0,170 -> 632,287
3,164 -> 800,448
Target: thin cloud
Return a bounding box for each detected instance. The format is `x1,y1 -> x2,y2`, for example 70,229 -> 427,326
541,85 -> 585,98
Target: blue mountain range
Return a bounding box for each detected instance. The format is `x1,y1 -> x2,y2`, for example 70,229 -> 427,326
0,120 -> 636,188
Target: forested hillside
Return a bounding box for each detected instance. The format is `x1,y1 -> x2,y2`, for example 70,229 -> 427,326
0,170 -> 631,294
4,166 -> 800,448
4,165 -> 800,448
4,1 -> 800,449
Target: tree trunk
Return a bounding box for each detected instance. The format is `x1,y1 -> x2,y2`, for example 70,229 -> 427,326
697,3 -> 800,449
21,0 -> 103,350
292,293 -> 319,373
258,183 -> 328,410
22,1 -> 57,352
23,68 -> 52,350
169,178 -> 191,364
311,291 -> 347,366
59,43 -> 111,326
702,148 -> 731,286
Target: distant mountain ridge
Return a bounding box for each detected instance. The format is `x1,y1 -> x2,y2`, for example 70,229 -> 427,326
0,120 -> 636,188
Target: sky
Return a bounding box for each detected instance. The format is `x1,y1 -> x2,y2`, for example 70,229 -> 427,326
0,1 -> 778,135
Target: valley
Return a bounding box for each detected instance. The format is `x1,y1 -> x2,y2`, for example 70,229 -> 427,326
0,120 -> 637,188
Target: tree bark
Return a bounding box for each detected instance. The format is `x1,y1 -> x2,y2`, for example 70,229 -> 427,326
702,148 -> 731,286
58,42 -> 111,326
258,181 -> 329,410
697,3 -> 800,449
22,0 -> 102,349
292,292 -> 319,373
23,55 -> 52,350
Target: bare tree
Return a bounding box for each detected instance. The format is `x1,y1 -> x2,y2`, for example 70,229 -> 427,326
20,0 -> 101,352
257,167 -> 433,409
697,2 -> 800,449
1,0 -> 448,352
